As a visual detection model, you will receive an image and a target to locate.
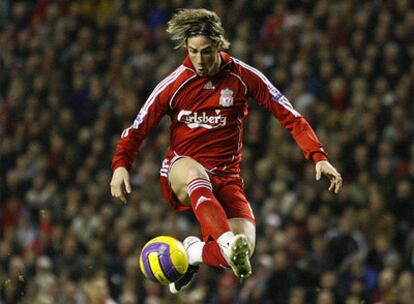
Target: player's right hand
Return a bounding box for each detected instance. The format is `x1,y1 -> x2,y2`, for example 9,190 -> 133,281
110,167 -> 132,204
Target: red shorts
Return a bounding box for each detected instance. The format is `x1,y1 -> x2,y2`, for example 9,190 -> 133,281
159,158 -> 255,224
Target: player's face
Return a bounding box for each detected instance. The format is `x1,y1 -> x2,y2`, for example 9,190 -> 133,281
187,36 -> 221,76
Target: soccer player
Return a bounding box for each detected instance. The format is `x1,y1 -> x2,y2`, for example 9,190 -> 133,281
110,8 -> 342,293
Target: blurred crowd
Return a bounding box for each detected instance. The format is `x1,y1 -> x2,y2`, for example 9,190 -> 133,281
0,0 -> 413,303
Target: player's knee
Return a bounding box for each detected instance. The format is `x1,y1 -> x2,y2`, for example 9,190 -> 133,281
186,165 -> 209,183
169,157 -> 209,205
175,158 -> 209,183
170,157 -> 209,184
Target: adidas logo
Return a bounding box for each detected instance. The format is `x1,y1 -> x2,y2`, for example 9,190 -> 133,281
195,196 -> 210,209
203,81 -> 215,90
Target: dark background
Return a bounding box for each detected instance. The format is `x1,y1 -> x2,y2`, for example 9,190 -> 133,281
0,0 -> 413,303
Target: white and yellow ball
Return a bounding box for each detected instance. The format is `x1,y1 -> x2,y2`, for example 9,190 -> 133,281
139,236 -> 189,285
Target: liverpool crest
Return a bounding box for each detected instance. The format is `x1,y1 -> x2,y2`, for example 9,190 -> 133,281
219,88 -> 234,107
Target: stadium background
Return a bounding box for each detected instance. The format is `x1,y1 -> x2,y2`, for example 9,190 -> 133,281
0,0 -> 413,303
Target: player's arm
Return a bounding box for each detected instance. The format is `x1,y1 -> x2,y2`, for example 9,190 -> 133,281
110,81 -> 172,203
237,60 -> 342,193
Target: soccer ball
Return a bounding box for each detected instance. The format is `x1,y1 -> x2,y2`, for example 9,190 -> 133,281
139,236 -> 189,285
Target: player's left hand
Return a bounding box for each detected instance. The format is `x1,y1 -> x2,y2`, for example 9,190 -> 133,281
315,160 -> 343,194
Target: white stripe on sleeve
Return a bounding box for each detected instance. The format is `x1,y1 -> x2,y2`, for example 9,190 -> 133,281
233,58 -> 301,117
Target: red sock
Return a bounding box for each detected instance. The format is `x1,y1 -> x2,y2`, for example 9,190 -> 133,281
187,178 -> 231,268
202,240 -> 229,268
187,178 -> 231,240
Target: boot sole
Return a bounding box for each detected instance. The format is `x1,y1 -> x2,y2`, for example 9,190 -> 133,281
229,234 -> 252,282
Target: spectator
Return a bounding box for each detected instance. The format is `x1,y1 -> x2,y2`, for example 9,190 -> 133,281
0,0 -> 412,303
324,208 -> 368,271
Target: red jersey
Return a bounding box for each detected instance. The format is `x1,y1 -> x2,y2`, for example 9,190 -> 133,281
112,52 -> 327,175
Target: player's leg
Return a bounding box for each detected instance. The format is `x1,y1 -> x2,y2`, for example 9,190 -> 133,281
167,157 -> 238,293
212,177 -> 255,280
168,157 -> 234,245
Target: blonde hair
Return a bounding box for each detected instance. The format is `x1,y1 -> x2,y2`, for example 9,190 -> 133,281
166,8 -> 230,50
